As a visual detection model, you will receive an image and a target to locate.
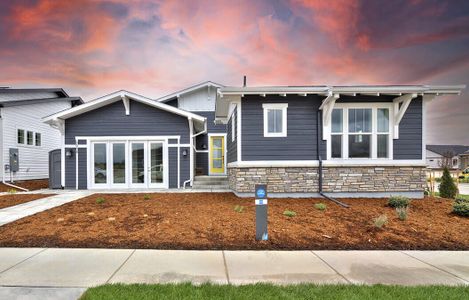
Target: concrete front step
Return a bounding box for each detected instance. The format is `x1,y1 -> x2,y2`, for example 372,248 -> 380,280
192,185 -> 230,190
194,176 -> 228,182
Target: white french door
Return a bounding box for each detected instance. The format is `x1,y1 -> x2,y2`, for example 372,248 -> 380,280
90,140 -> 167,189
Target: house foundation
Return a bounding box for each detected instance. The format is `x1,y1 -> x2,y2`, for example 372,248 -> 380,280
228,166 -> 426,198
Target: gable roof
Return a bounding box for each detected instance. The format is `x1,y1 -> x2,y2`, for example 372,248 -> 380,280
156,81 -> 223,103
43,90 -> 206,132
426,145 -> 469,156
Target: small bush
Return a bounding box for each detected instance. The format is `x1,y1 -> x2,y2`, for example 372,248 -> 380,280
314,203 -> 327,211
234,205 -> 245,213
283,210 -> 297,217
388,196 -> 411,208
7,189 -> 17,194
96,197 -> 105,204
373,214 -> 388,229
453,202 -> 469,217
396,207 -> 408,221
439,167 -> 458,199
455,196 -> 469,204
143,194 -> 150,200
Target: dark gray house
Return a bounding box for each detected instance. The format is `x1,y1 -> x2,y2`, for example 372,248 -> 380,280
44,83 -> 465,198
215,84 -> 465,198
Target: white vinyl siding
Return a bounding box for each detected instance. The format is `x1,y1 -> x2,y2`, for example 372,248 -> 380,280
2,101 -> 71,180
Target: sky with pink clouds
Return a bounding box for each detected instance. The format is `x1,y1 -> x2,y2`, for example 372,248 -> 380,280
0,0 -> 468,144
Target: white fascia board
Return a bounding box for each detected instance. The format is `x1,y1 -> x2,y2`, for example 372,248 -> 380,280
228,159 -> 426,168
43,90 -> 206,125
156,81 -> 224,103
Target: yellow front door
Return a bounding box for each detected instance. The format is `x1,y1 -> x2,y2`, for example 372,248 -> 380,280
210,136 -> 225,174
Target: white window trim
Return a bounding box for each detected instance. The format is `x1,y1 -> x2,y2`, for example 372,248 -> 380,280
263,103 -> 288,137
327,102 -> 394,160
231,110 -> 236,142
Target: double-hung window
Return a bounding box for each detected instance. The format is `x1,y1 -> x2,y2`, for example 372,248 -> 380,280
263,103 -> 288,137
330,104 -> 392,159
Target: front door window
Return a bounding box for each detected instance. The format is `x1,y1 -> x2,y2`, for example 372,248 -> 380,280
210,136 -> 225,174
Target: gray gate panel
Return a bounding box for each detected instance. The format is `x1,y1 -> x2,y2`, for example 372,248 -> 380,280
49,149 -> 62,189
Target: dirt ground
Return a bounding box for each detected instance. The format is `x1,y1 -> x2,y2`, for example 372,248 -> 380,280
0,179 -> 49,192
0,193 -> 467,250
0,194 -> 55,210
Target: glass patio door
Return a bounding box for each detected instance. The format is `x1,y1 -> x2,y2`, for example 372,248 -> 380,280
130,142 -> 146,188
148,142 -> 165,188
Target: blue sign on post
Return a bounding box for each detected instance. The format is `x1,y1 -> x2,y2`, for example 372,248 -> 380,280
255,184 -> 268,241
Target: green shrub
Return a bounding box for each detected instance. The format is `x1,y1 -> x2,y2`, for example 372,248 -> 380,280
439,167 -> 458,199
453,202 -> 469,217
455,196 -> 469,204
7,188 -> 17,194
96,197 -> 105,204
373,214 -> 388,229
314,203 -> 327,211
396,207 -> 408,221
143,194 -> 150,200
234,205 -> 245,213
283,210 -> 297,217
388,196 -> 411,208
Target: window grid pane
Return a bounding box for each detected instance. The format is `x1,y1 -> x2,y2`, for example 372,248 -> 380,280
331,135 -> 342,158
27,131 -> 34,145
94,144 -> 107,184
35,133 -> 41,146
267,109 -> 283,133
378,108 -> 389,133
348,109 -> 372,133
377,134 -> 389,158
332,109 -> 343,133
348,134 -> 371,158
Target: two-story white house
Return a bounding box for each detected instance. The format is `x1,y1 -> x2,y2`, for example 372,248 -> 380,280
0,88 -> 82,185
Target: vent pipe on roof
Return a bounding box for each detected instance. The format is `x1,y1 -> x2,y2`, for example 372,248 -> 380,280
243,76 -> 247,87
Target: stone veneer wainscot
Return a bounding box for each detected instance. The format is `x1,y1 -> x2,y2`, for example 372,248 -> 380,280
228,166 -> 426,193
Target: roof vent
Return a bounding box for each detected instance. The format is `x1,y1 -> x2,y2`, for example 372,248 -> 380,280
243,76 -> 247,87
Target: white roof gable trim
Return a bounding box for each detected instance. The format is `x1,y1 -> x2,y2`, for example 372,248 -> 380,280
43,90 -> 206,125
156,81 -> 224,103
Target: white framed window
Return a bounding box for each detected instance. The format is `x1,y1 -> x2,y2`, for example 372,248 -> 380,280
35,132 -> 42,146
27,131 -> 34,145
329,103 -> 393,159
263,103 -> 288,137
17,129 -> 25,144
231,112 -> 236,142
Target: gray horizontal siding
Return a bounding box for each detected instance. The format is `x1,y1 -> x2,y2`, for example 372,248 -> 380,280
227,108 -> 237,163
168,146 -> 190,188
242,95 -> 326,161
394,98 -> 422,159
65,148 -> 87,189
192,111 -> 226,175
65,100 -> 190,144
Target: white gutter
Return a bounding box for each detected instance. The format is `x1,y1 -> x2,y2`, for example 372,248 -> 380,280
184,116 -> 209,189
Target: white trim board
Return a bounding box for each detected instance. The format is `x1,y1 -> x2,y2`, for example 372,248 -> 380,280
228,159 -> 426,168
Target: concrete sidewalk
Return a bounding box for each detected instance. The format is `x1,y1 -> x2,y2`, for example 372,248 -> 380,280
0,248 -> 468,289
0,191 -> 93,226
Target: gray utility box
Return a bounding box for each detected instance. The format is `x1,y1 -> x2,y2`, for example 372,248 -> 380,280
9,148 -> 19,172
255,184 -> 268,241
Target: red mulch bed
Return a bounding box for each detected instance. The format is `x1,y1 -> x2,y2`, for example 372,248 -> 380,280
0,179 -> 49,192
0,193 -> 467,250
0,194 -> 55,210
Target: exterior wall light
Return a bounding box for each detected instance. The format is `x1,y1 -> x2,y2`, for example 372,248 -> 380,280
65,150 -> 73,158
182,149 -> 188,156
202,144 -> 207,150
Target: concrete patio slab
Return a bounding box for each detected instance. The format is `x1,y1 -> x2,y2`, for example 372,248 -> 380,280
109,250 -> 227,284
0,248 -> 44,273
224,251 -> 346,284
314,250 -> 467,286
0,248 -> 132,287
0,287 -> 85,300
402,251 -> 469,282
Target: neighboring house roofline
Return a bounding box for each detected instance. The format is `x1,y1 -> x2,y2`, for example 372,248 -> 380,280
0,96 -> 83,107
43,90 -> 206,132
0,87 -> 70,97
156,81 -> 224,103
426,145 -> 469,156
